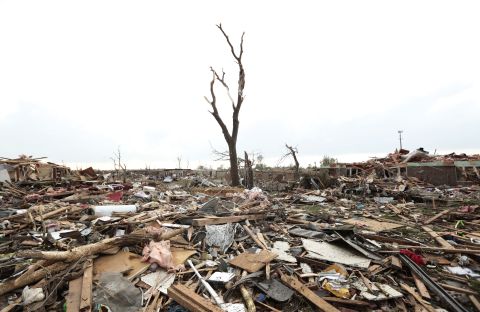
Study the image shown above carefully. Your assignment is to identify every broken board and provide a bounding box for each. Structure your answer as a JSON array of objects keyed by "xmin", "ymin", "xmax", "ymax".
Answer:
[
  {"xmin": 302, "ymin": 239, "xmax": 371, "ymax": 269},
  {"xmin": 171, "ymin": 247, "xmax": 197, "ymax": 267},
  {"xmin": 229, "ymin": 249, "xmax": 278, "ymax": 273},
  {"xmin": 93, "ymin": 251, "xmax": 149, "ymax": 280},
  {"xmin": 66, "ymin": 277, "xmax": 82, "ymax": 312},
  {"xmin": 344, "ymin": 217, "xmax": 403, "ymax": 232}
]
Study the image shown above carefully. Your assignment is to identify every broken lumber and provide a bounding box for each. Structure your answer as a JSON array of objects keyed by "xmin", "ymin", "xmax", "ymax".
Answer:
[
  {"xmin": 382, "ymin": 245, "xmax": 480, "ymax": 254},
  {"xmin": 421, "ymin": 226, "xmax": 453, "ymax": 249},
  {"xmin": 66, "ymin": 277, "xmax": 82, "ymax": 312},
  {"xmin": 400, "ymin": 283, "xmax": 436, "ymax": 312},
  {"xmin": 423, "ymin": 208, "xmax": 452, "ymax": 225},
  {"xmin": 469, "ymin": 295, "xmax": 480, "ymax": 312},
  {"xmin": 242, "ymin": 224, "xmax": 268, "ymax": 250},
  {"xmin": 192, "ymin": 214, "xmax": 265, "ymax": 226},
  {"xmin": 438, "ymin": 282, "xmax": 477, "ymax": 295},
  {"xmin": 322, "ymin": 297, "xmax": 371, "ymax": 307},
  {"xmin": 413, "ymin": 273, "xmax": 430, "ymax": 300},
  {"xmin": 280, "ymin": 273, "xmax": 340, "ymax": 312},
  {"xmin": 167, "ymin": 284, "xmax": 223, "ymax": 312},
  {"xmin": 79, "ymin": 259, "xmax": 93, "ymax": 312}
]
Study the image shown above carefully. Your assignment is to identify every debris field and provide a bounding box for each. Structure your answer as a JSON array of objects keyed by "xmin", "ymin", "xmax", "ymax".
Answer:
[{"xmin": 0, "ymin": 153, "xmax": 480, "ymax": 312}]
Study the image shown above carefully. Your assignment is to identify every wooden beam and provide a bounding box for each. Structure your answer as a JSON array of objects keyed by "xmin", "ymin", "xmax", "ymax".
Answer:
[
  {"xmin": 280, "ymin": 273, "xmax": 340, "ymax": 312},
  {"xmin": 422, "ymin": 226, "xmax": 453, "ymax": 248},
  {"xmin": 381, "ymin": 246, "xmax": 480, "ymax": 255},
  {"xmin": 242, "ymin": 224, "xmax": 268, "ymax": 250},
  {"xmin": 469, "ymin": 295, "xmax": 480, "ymax": 312},
  {"xmin": 423, "ymin": 209, "xmax": 452, "ymax": 225},
  {"xmin": 413, "ymin": 273, "xmax": 430, "ymax": 300},
  {"xmin": 438, "ymin": 282, "xmax": 477, "ymax": 295},
  {"xmin": 167, "ymin": 284, "xmax": 223, "ymax": 312},
  {"xmin": 322, "ymin": 297, "xmax": 371, "ymax": 307},
  {"xmin": 66, "ymin": 277, "xmax": 82, "ymax": 312},
  {"xmin": 400, "ymin": 283, "xmax": 436, "ymax": 312},
  {"xmin": 79, "ymin": 259, "xmax": 93, "ymax": 312}
]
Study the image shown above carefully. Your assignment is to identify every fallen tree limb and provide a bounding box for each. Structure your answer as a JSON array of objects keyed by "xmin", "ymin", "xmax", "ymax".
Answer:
[
  {"xmin": 0, "ymin": 262, "xmax": 70, "ymax": 296},
  {"xmin": 17, "ymin": 228, "xmax": 186, "ymax": 262}
]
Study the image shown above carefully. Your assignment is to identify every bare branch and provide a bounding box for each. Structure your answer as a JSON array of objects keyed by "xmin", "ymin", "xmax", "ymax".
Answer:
[
  {"xmin": 216, "ymin": 24, "xmax": 241, "ymax": 61},
  {"xmin": 209, "ymin": 142, "xmax": 230, "ymax": 161},
  {"xmin": 204, "ymin": 24, "xmax": 246, "ymax": 186},
  {"xmin": 205, "ymin": 68, "xmax": 231, "ymax": 142},
  {"xmin": 213, "ymin": 69, "xmax": 236, "ymax": 110}
]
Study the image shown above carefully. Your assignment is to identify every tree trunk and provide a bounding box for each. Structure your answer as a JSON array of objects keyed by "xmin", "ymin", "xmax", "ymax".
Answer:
[
  {"xmin": 293, "ymin": 160, "xmax": 300, "ymax": 180},
  {"xmin": 229, "ymin": 142, "xmax": 240, "ymax": 186},
  {"xmin": 285, "ymin": 144, "xmax": 300, "ymax": 180},
  {"xmin": 244, "ymin": 151, "xmax": 254, "ymax": 189}
]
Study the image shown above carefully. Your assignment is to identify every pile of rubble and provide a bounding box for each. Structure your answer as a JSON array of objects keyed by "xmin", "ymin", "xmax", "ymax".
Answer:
[{"xmin": 0, "ymin": 156, "xmax": 479, "ymax": 312}]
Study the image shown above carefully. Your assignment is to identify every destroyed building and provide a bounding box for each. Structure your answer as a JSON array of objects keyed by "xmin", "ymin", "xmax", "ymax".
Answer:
[
  {"xmin": 0, "ymin": 153, "xmax": 479, "ymax": 312},
  {"xmin": 0, "ymin": 156, "xmax": 71, "ymax": 184}
]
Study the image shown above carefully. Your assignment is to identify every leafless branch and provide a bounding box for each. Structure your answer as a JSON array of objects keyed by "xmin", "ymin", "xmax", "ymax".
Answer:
[
  {"xmin": 209, "ymin": 142, "xmax": 230, "ymax": 161},
  {"xmin": 216, "ymin": 23, "xmax": 244, "ymax": 62},
  {"xmin": 204, "ymin": 24, "xmax": 246, "ymax": 186},
  {"xmin": 213, "ymin": 68, "xmax": 236, "ymax": 110},
  {"xmin": 282, "ymin": 144, "xmax": 300, "ymax": 179}
]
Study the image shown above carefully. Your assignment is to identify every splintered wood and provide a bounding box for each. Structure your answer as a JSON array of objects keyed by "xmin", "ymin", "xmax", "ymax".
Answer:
[
  {"xmin": 167, "ymin": 284, "xmax": 223, "ymax": 312},
  {"xmin": 280, "ymin": 273, "xmax": 341, "ymax": 312},
  {"xmin": 229, "ymin": 250, "xmax": 277, "ymax": 273}
]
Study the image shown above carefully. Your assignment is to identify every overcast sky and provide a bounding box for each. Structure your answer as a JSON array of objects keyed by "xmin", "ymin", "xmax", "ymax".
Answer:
[{"xmin": 1, "ymin": 0, "xmax": 479, "ymax": 169}]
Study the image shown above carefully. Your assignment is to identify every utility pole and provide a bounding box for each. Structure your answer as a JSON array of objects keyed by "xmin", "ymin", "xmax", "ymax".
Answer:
[{"xmin": 398, "ymin": 130, "xmax": 403, "ymax": 150}]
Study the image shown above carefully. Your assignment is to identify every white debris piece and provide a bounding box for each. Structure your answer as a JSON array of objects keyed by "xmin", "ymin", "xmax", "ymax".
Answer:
[
  {"xmin": 271, "ymin": 241, "xmax": 297, "ymax": 263},
  {"xmin": 302, "ymin": 239, "xmax": 371, "ymax": 269},
  {"xmin": 22, "ymin": 286, "xmax": 45, "ymax": 305}
]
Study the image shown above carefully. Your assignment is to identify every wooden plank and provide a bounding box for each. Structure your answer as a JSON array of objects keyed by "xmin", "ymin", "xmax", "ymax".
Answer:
[
  {"xmin": 93, "ymin": 250, "xmax": 149, "ymax": 280},
  {"xmin": 66, "ymin": 277, "xmax": 82, "ymax": 312},
  {"xmin": 421, "ymin": 226, "xmax": 454, "ymax": 249},
  {"xmin": 469, "ymin": 295, "xmax": 480, "ymax": 312},
  {"xmin": 79, "ymin": 259, "xmax": 93, "ymax": 312},
  {"xmin": 323, "ymin": 297, "xmax": 371, "ymax": 307},
  {"xmin": 168, "ymin": 284, "xmax": 223, "ymax": 312},
  {"xmin": 344, "ymin": 217, "xmax": 403, "ymax": 232},
  {"xmin": 255, "ymin": 300, "xmax": 282, "ymax": 312},
  {"xmin": 413, "ymin": 273, "xmax": 430, "ymax": 300},
  {"xmin": 242, "ymin": 224, "xmax": 268, "ymax": 249},
  {"xmin": 280, "ymin": 273, "xmax": 341, "ymax": 312},
  {"xmin": 192, "ymin": 214, "xmax": 265, "ymax": 226},
  {"xmin": 423, "ymin": 209, "xmax": 452, "ymax": 225},
  {"xmin": 229, "ymin": 250, "xmax": 277, "ymax": 273},
  {"xmin": 359, "ymin": 271, "xmax": 377, "ymax": 295},
  {"xmin": 390, "ymin": 256, "xmax": 403, "ymax": 270},
  {"xmin": 384, "ymin": 245, "xmax": 480, "ymax": 254},
  {"xmin": 438, "ymin": 282, "xmax": 477, "ymax": 295},
  {"xmin": 400, "ymin": 283, "xmax": 436, "ymax": 312}
]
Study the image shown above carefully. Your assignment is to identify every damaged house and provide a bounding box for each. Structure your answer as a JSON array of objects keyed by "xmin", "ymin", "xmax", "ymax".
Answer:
[{"xmin": 0, "ymin": 156, "xmax": 71, "ymax": 183}]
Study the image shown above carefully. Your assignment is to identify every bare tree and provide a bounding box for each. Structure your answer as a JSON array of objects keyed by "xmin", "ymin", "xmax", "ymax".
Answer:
[
  {"xmin": 280, "ymin": 144, "xmax": 300, "ymax": 180},
  {"xmin": 176, "ymin": 155, "xmax": 182, "ymax": 169},
  {"xmin": 321, "ymin": 155, "xmax": 337, "ymax": 167},
  {"xmin": 244, "ymin": 151, "xmax": 254, "ymax": 189},
  {"xmin": 110, "ymin": 147, "xmax": 127, "ymax": 183},
  {"xmin": 204, "ymin": 24, "xmax": 245, "ymax": 186}
]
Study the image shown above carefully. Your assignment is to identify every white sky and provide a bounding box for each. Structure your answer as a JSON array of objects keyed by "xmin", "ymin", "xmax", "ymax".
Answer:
[{"xmin": 1, "ymin": 0, "xmax": 479, "ymax": 169}]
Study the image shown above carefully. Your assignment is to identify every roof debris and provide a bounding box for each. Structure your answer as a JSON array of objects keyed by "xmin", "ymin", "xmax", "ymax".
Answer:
[{"xmin": 0, "ymin": 152, "xmax": 479, "ymax": 311}]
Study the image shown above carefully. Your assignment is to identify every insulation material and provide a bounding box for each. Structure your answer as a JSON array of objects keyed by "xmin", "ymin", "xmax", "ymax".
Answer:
[
  {"xmin": 302, "ymin": 239, "xmax": 371, "ymax": 269},
  {"xmin": 142, "ymin": 240, "xmax": 184, "ymax": 271},
  {"xmin": 205, "ymin": 223, "xmax": 235, "ymax": 253}
]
